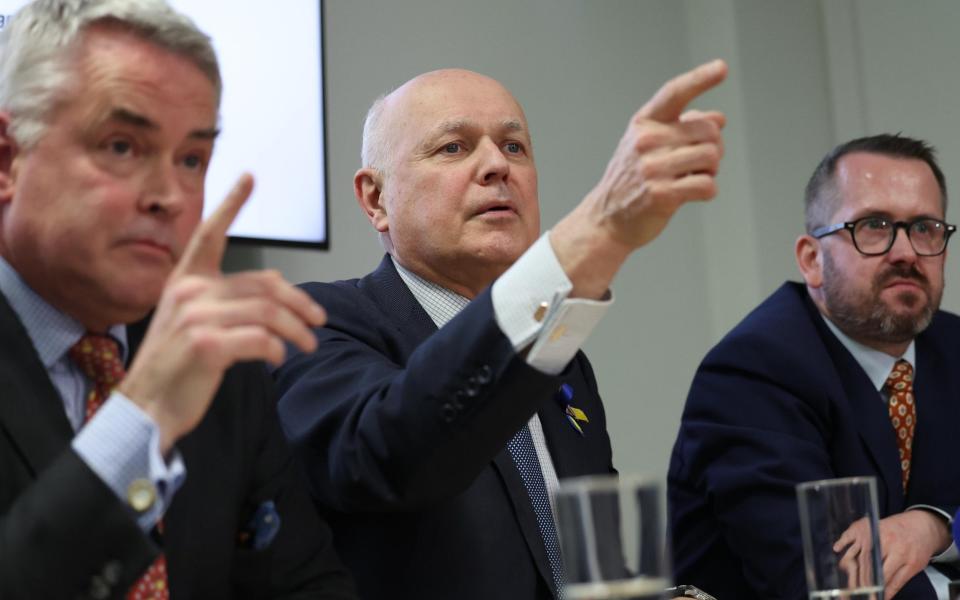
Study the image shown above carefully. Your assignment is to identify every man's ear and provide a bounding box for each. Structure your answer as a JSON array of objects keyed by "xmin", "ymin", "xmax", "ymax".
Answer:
[
  {"xmin": 795, "ymin": 234, "xmax": 824, "ymax": 289},
  {"xmin": 354, "ymin": 167, "xmax": 389, "ymax": 233},
  {"xmin": 0, "ymin": 113, "xmax": 18, "ymax": 205}
]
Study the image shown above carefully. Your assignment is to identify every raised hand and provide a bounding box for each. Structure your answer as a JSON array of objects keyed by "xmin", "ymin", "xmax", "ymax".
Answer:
[
  {"xmin": 551, "ymin": 60, "xmax": 728, "ymax": 299},
  {"xmin": 119, "ymin": 174, "xmax": 326, "ymax": 453}
]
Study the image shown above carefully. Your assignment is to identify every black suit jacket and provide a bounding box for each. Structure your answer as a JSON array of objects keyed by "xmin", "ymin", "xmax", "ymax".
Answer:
[
  {"xmin": 668, "ymin": 282, "xmax": 960, "ymax": 600},
  {"xmin": 0, "ymin": 292, "xmax": 356, "ymax": 599},
  {"xmin": 274, "ymin": 256, "xmax": 615, "ymax": 600}
]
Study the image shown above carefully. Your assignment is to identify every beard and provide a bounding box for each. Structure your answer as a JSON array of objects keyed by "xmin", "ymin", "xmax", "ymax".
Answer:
[{"xmin": 821, "ymin": 250, "xmax": 942, "ymax": 345}]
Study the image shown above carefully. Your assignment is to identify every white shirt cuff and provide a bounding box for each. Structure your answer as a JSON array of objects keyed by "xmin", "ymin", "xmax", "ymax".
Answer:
[
  {"xmin": 492, "ymin": 231, "xmax": 612, "ymax": 375},
  {"xmin": 907, "ymin": 505, "xmax": 959, "ymax": 563},
  {"xmin": 72, "ymin": 391, "xmax": 186, "ymax": 531}
]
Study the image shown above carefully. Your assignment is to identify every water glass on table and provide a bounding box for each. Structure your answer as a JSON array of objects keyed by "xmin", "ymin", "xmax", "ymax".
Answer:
[
  {"xmin": 555, "ymin": 475, "xmax": 670, "ymax": 600},
  {"xmin": 796, "ymin": 476, "xmax": 884, "ymax": 600}
]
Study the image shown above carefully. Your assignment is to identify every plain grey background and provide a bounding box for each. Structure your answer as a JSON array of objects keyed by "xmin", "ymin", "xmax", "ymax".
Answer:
[{"xmin": 224, "ymin": 0, "xmax": 960, "ymax": 480}]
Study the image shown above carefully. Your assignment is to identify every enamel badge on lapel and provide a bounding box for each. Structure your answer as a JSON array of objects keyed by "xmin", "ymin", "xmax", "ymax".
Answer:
[{"xmin": 555, "ymin": 383, "xmax": 589, "ymax": 436}]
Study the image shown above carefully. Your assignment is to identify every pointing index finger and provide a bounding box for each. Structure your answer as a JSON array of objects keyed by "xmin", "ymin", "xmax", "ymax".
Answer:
[
  {"xmin": 637, "ymin": 59, "xmax": 728, "ymax": 123},
  {"xmin": 175, "ymin": 173, "xmax": 254, "ymax": 277}
]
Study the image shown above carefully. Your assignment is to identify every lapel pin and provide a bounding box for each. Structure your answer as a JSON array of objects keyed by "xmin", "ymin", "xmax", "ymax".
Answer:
[{"xmin": 555, "ymin": 383, "xmax": 589, "ymax": 436}]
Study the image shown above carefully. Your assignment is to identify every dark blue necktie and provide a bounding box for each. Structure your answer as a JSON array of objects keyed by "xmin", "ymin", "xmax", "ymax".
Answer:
[{"xmin": 507, "ymin": 423, "xmax": 565, "ymax": 599}]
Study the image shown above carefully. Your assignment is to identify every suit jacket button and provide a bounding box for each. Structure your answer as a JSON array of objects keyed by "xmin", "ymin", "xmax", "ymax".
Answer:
[
  {"xmin": 89, "ymin": 575, "xmax": 110, "ymax": 600},
  {"xmin": 452, "ymin": 390, "xmax": 467, "ymax": 410},
  {"xmin": 476, "ymin": 365, "xmax": 492, "ymax": 384},
  {"xmin": 103, "ymin": 560, "xmax": 122, "ymax": 585},
  {"xmin": 441, "ymin": 403, "xmax": 457, "ymax": 422}
]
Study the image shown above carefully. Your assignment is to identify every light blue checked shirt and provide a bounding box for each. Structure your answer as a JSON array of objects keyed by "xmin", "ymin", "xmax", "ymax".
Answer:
[{"xmin": 0, "ymin": 257, "xmax": 184, "ymax": 530}]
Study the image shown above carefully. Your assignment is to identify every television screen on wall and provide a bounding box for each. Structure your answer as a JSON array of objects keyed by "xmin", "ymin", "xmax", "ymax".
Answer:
[{"xmin": 0, "ymin": 1, "xmax": 328, "ymax": 248}]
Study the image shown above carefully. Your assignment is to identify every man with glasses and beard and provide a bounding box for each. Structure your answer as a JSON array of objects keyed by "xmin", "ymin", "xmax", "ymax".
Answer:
[{"xmin": 668, "ymin": 134, "xmax": 960, "ymax": 600}]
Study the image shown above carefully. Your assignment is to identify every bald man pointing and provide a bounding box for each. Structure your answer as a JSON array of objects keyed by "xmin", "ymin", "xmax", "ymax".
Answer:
[{"xmin": 274, "ymin": 63, "xmax": 727, "ymax": 600}]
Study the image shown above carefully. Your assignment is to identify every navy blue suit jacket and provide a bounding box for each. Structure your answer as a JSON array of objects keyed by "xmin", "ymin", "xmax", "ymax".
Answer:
[
  {"xmin": 0, "ymin": 292, "xmax": 355, "ymax": 599},
  {"xmin": 668, "ymin": 282, "xmax": 960, "ymax": 600},
  {"xmin": 274, "ymin": 256, "xmax": 615, "ymax": 600}
]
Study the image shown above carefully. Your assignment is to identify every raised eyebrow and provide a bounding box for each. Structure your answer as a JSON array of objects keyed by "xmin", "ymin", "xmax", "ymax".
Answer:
[
  {"xmin": 104, "ymin": 108, "xmax": 219, "ymax": 141},
  {"xmin": 501, "ymin": 119, "xmax": 525, "ymax": 133},
  {"xmin": 108, "ymin": 107, "xmax": 157, "ymax": 130},
  {"xmin": 189, "ymin": 127, "xmax": 220, "ymax": 141},
  {"xmin": 424, "ymin": 118, "xmax": 528, "ymax": 142},
  {"xmin": 414, "ymin": 120, "xmax": 466, "ymax": 154},
  {"xmin": 852, "ymin": 212, "xmax": 944, "ymax": 223}
]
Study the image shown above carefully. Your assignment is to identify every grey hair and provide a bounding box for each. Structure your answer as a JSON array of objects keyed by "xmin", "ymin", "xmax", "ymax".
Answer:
[
  {"xmin": 360, "ymin": 93, "xmax": 390, "ymax": 174},
  {"xmin": 0, "ymin": 0, "xmax": 220, "ymax": 149}
]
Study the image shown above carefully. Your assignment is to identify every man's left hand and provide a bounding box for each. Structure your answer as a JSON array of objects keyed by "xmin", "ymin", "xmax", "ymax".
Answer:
[{"xmin": 876, "ymin": 511, "xmax": 951, "ymax": 598}]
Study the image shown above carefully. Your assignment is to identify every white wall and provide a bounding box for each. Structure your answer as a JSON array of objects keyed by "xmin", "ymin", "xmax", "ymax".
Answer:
[{"xmin": 225, "ymin": 0, "xmax": 960, "ymax": 480}]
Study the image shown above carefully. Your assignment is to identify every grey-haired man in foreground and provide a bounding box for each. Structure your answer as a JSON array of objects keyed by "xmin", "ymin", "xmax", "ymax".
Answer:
[{"xmin": 0, "ymin": 1, "xmax": 354, "ymax": 597}]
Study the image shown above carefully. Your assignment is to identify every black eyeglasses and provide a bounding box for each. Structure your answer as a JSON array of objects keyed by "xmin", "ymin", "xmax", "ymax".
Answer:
[{"xmin": 812, "ymin": 216, "xmax": 956, "ymax": 256}]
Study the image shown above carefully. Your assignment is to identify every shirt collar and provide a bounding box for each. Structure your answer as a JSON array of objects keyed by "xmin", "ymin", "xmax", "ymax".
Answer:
[
  {"xmin": 0, "ymin": 257, "xmax": 128, "ymax": 368},
  {"xmin": 821, "ymin": 314, "xmax": 916, "ymax": 392},
  {"xmin": 392, "ymin": 257, "xmax": 469, "ymax": 328}
]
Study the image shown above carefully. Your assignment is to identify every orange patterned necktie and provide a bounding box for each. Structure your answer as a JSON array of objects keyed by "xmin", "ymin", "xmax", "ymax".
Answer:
[
  {"xmin": 69, "ymin": 334, "xmax": 170, "ymax": 600},
  {"xmin": 884, "ymin": 359, "xmax": 916, "ymax": 492}
]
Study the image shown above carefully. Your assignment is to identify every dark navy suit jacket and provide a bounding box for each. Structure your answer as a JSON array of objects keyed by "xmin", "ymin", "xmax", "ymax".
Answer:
[
  {"xmin": 274, "ymin": 256, "xmax": 615, "ymax": 600},
  {"xmin": 668, "ymin": 282, "xmax": 960, "ymax": 600},
  {"xmin": 0, "ymin": 292, "xmax": 355, "ymax": 599}
]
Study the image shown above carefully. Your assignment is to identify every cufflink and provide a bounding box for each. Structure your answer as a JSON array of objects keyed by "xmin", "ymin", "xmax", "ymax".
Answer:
[
  {"xmin": 127, "ymin": 479, "xmax": 157, "ymax": 513},
  {"xmin": 534, "ymin": 301, "xmax": 549, "ymax": 322}
]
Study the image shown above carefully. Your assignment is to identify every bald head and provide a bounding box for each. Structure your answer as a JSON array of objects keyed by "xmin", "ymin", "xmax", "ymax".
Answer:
[
  {"xmin": 353, "ymin": 68, "xmax": 541, "ymax": 297},
  {"xmin": 361, "ymin": 69, "xmax": 529, "ymax": 178}
]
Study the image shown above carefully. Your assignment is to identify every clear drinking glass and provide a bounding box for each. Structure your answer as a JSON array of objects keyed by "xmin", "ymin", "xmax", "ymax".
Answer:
[
  {"xmin": 796, "ymin": 476, "xmax": 884, "ymax": 600},
  {"xmin": 555, "ymin": 475, "xmax": 670, "ymax": 600}
]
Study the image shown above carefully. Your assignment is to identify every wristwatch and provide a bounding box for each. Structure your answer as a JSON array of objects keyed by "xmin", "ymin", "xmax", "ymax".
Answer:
[{"xmin": 665, "ymin": 584, "xmax": 718, "ymax": 600}]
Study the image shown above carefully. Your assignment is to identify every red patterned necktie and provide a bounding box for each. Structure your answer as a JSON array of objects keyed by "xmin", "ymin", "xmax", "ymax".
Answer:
[
  {"xmin": 884, "ymin": 359, "xmax": 916, "ymax": 492},
  {"xmin": 69, "ymin": 334, "xmax": 170, "ymax": 600}
]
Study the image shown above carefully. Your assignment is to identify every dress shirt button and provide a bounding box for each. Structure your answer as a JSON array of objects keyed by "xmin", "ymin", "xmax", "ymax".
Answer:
[
  {"xmin": 452, "ymin": 390, "xmax": 467, "ymax": 410},
  {"xmin": 476, "ymin": 365, "xmax": 492, "ymax": 384},
  {"xmin": 127, "ymin": 479, "xmax": 157, "ymax": 513}
]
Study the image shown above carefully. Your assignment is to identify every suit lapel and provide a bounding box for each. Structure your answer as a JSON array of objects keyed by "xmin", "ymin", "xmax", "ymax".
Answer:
[
  {"xmin": 807, "ymin": 297, "xmax": 903, "ymax": 511},
  {"xmin": 360, "ymin": 255, "xmax": 439, "ymax": 349},
  {"xmin": 908, "ymin": 332, "xmax": 955, "ymax": 505},
  {"xmin": 834, "ymin": 353, "xmax": 902, "ymax": 510},
  {"xmin": 0, "ymin": 291, "xmax": 74, "ymax": 476},
  {"xmin": 363, "ymin": 256, "xmax": 559, "ymax": 596},
  {"xmin": 492, "ymin": 449, "xmax": 559, "ymax": 598}
]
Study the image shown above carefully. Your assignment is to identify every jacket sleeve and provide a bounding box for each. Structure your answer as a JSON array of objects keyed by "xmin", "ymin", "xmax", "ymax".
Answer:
[
  {"xmin": 0, "ymin": 448, "xmax": 157, "ymax": 600},
  {"xmin": 274, "ymin": 286, "xmax": 563, "ymax": 513},
  {"xmin": 670, "ymin": 343, "xmax": 836, "ymax": 599}
]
